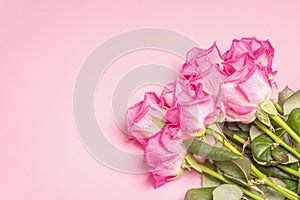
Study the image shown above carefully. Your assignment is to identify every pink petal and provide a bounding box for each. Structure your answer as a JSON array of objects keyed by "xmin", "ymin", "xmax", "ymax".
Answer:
[
  {"xmin": 165, "ymin": 107, "xmax": 180, "ymax": 126},
  {"xmin": 237, "ymin": 68, "xmax": 271, "ymax": 104},
  {"xmin": 179, "ymin": 96, "xmax": 215, "ymax": 133},
  {"xmin": 221, "ymin": 82, "xmax": 258, "ymax": 123},
  {"xmin": 144, "ymin": 126, "xmax": 186, "ymax": 188},
  {"xmin": 126, "ymin": 92, "xmax": 166, "ymax": 140},
  {"xmin": 181, "ymin": 43, "xmax": 223, "ymax": 80},
  {"xmin": 160, "ymin": 82, "xmax": 176, "ymax": 108}
]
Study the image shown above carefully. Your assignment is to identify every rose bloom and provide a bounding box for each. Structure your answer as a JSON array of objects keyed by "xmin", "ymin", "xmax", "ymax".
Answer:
[
  {"xmin": 222, "ymin": 37, "xmax": 274, "ymax": 73},
  {"xmin": 181, "ymin": 43, "xmax": 225, "ymax": 88},
  {"xmin": 180, "ymin": 38, "xmax": 278, "ymax": 123},
  {"xmin": 161, "ymin": 78, "xmax": 222, "ymax": 134},
  {"xmin": 178, "ymin": 43, "xmax": 226, "ymax": 128},
  {"xmin": 126, "ymin": 92, "xmax": 166, "ymax": 145},
  {"xmin": 144, "ymin": 125, "xmax": 186, "ymax": 188},
  {"xmin": 221, "ymin": 38, "xmax": 278, "ymax": 123},
  {"xmin": 126, "ymin": 92, "xmax": 186, "ymax": 188}
]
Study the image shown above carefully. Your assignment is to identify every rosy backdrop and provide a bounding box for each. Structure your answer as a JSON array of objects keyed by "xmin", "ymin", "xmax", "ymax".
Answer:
[{"xmin": 1, "ymin": 0, "xmax": 300, "ymax": 199}]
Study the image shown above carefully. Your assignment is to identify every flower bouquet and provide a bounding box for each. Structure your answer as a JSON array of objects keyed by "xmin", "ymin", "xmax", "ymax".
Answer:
[{"xmin": 126, "ymin": 38, "xmax": 300, "ymax": 200}]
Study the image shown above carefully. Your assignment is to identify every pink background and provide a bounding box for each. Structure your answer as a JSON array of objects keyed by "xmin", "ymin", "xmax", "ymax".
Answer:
[{"xmin": 1, "ymin": 0, "xmax": 300, "ymax": 199}]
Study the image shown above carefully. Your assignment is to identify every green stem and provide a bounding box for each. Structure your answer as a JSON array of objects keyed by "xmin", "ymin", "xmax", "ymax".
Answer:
[
  {"xmin": 274, "ymin": 103, "xmax": 284, "ymax": 115},
  {"xmin": 270, "ymin": 114, "xmax": 300, "ymax": 144},
  {"xmin": 223, "ymin": 130, "xmax": 300, "ymax": 178},
  {"xmin": 298, "ymin": 169, "xmax": 300, "ymax": 194},
  {"xmin": 250, "ymin": 164, "xmax": 299, "ymax": 200},
  {"xmin": 184, "ymin": 154, "xmax": 266, "ymax": 200},
  {"xmin": 251, "ymin": 164, "xmax": 298, "ymax": 199},
  {"xmin": 206, "ymin": 129, "xmax": 242, "ymax": 156},
  {"xmin": 277, "ymin": 165, "xmax": 300, "ymax": 178},
  {"xmin": 224, "ymin": 131, "xmax": 247, "ymax": 145},
  {"xmin": 206, "ymin": 128, "xmax": 299, "ymax": 200},
  {"xmin": 254, "ymin": 119, "xmax": 300, "ymax": 159},
  {"xmin": 264, "ymin": 177, "xmax": 299, "ymax": 199}
]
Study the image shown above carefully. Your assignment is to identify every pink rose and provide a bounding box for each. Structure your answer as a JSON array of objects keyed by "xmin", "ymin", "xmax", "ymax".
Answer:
[
  {"xmin": 179, "ymin": 38, "xmax": 278, "ymax": 123},
  {"xmin": 177, "ymin": 44, "xmax": 226, "ymax": 130},
  {"xmin": 220, "ymin": 38, "xmax": 278, "ymax": 123},
  {"xmin": 180, "ymin": 43, "xmax": 226, "ymax": 104},
  {"xmin": 126, "ymin": 92, "xmax": 166, "ymax": 144},
  {"xmin": 180, "ymin": 42, "xmax": 223, "ymax": 82},
  {"xmin": 221, "ymin": 53, "xmax": 278, "ymax": 123},
  {"xmin": 160, "ymin": 82, "xmax": 176, "ymax": 108},
  {"xmin": 222, "ymin": 37, "xmax": 275, "ymax": 74},
  {"xmin": 161, "ymin": 79, "xmax": 222, "ymax": 134},
  {"xmin": 144, "ymin": 125, "xmax": 186, "ymax": 188}
]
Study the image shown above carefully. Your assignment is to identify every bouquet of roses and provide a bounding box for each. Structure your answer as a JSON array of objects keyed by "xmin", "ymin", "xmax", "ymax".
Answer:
[{"xmin": 125, "ymin": 38, "xmax": 300, "ymax": 200}]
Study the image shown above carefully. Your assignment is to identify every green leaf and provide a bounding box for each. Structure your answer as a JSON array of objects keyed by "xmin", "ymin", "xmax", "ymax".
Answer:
[
  {"xmin": 255, "ymin": 165, "xmax": 291, "ymax": 179},
  {"xmin": 288, "ymin": 162, "xmax": 300, "ymax": 170},
  {"xmin": 216, "ymin": 158, "xmax": 265, "ymax": 195},
  {"xmin": 227, "ymin": 122, "xmax": 240, "ymax": 131},
  {"xmin": 212, "ymin": 184, "xmax": 243, "ymax": 200},
  {"xmin": 183, "ymin": 140, "xmax": 242, "ymax": 161},
  {"xmin": 286, "ymin": 153, "xmax": 299, "ymax": 164},
  {"xmin": 287, "ymin": 108, "xmax": 300, "ymax": 136},
  {"xmin": 250, "ymin": 125, "xmax": 264, "ymax": 141},
  {"xmin": 184, "ymin": 187, "xmax": 215, "ymax": 200},
  {"xmin": 256, "ymin": 107, "xmax": 271, "ymax": 127},
  {"xmin": 251, "ymin": 134, "xmax": 290, "ymax": 165},
  {"xmin": 274, "ymin": 128, "xmax": 286, "ymax": 138},
  {"xmin": 283, "ymin": 90, "xmax": 300, "ymax": 115},
  {"xmin": 260, "ymin": 99, "xmax": 278, "ymax": 115},
  {"xmin": 202, "ymin": 173, "xmax": 221, "ymax": 188},
  {"xmin": 236, "ymin": 122, "xmax": 251, "ymax": 131},
  {"xmin": 207, "ymin": 124, "xmax": 222, "ymax": 134},
  {"xmin": 271, "ymin": 147, "xmax": 289, "ymax": 163},
  {"xmin": 297, "ymin": 178, "xmax": 300, "ymax": 195},
  {"xmin": 215, "ymin": 158, "xmax": 251, "ymax": 181},
  {"xmin": 263, "ymin": 186, "xmax": 285, "ymax": 200},
  {"xmin": 222, "ymin": 173, "xmax": 265, "ymax": 195},
  {"xmin": 270, "ymin": 118, "xmax": 282, "ymax": 129},
  {"xmin": 222, "ymin": 172, "xmax": 246, "ymax": 185},
  {"xmin": 283, "ymin": 179, "xmax": 298, "ymax": 192},
  {"xmin": 288, "ymin": 162, "xmax": 300, "ymax": 171},
  {"xmin": 260, "ymin": 178, "xmax": 286, "ymax": 200},
  {"xmin": 278, "ymin": 86, "xmax": 295, "ymax": 107}
]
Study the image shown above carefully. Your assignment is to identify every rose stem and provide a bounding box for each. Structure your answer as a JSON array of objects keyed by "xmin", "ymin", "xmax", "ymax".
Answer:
[
  {"xmin": 184, "ymin": 154, "xmax": 266, "ymax": 200},
  {"xmin": 254, "ymin": 119, "xmax": 300, "ymax": 159},
  {"xmin": 206, "ymin": 128, "xmax": 299, "ymax": 200},
  {"xmin": 223, "ymin": 130, "xmax": 300, "ymax": 178},
  {"xmin": 274, "ymin": 103, "xmax": 284, "ymax": 115},
  {"xmin": 269, "ymin": 114, "xmax": 300, "ymax": 144}
]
